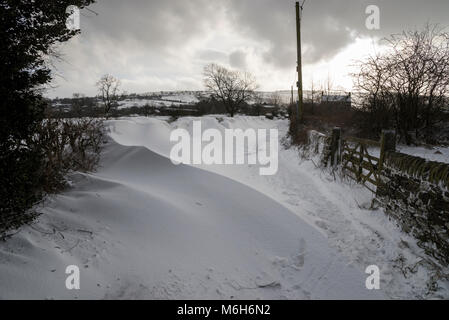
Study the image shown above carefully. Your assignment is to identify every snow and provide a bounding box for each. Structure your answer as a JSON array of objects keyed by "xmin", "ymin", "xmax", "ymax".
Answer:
[
  {"xmin": 116, "ymin": 92, "xmax": 203, "ymax": 110},
  {"xmin": 396, "ymin": 145, "xmax": 449, "ymax": 164},
  {"xmin": 117, "ymin": 99, "xmax": 157, "ymax": 109},
  {"xmin": 363, "ymin": 142, "xmax": 449, "ymax": 165},
  {"xmin": 0, "ymin": 115, "xmax": 448, "ymax": 299},
  {"xmin": 117, "ymin": 98, "xmax": 189, "ymax": 110},
  {"xmin": 117, "ymin": 91, "xmax": 292, "ymax": 110},
  {"xmin": 167, "ymin": 117, "xmax": 449, "ymax": 299},
  {"xmin": 160, "ymin": 93, "xmax": 200, "ymax": 104}
]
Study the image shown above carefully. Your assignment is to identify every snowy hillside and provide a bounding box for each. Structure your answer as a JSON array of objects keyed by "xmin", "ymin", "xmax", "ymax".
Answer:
[
  {"xmin": 117, "ymin": 92, "xmax": 203, "ymax": 110},
  {"xmin": 0, "ymin": 116, "xmax": 447, "ymax": 299}
]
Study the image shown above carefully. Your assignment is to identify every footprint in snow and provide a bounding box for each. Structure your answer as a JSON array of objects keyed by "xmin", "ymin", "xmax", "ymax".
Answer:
[{"xmin": 293, "ymin": 238, "xmax": 306, "ymax": 269}]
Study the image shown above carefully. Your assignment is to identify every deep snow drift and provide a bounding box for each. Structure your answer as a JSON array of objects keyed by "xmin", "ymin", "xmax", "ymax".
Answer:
[{"xmin": 0, "ymin": 116, "xmax": 447, "ymax": 299}]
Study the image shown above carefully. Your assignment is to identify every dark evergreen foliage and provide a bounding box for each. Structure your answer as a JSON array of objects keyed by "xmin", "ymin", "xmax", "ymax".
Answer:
[{"xmin": 0, "ymin": 0, "xmax": 95, "ymax": 229}]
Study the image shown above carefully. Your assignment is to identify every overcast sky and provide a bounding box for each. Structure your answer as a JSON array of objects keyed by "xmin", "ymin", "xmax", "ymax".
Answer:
[{"xmin": 47, "ymin": 0, "xmax": 449, "ymax": 98}]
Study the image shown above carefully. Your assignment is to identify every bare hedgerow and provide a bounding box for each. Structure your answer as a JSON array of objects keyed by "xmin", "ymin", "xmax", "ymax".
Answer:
[
  {"xmin": 1, "ymin": 118, "xmax": 105, "ymax": 237},
  {"xmin": 36, "ymin": 118, "xmax": 105, "ymax": 194}
]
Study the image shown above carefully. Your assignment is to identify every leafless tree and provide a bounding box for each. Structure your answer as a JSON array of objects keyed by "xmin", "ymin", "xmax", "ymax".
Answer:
[
  {"xmin": 353, "ymin": 24, "xmax": 449, "ymax": 144},
  {"xmin": 269, "ymin": 91, "xmax": 282, "ymax": 107},
  {"xmin": 203, "ymin": 63, "xmax": 258, "ymax": 117},
  {"xmin": 252, "ymin": 92, "xmax": 264, "ymax": 116},
  {"xmin": 96, "ymin": 74, "xmax": 121, "ymax": 117},
  {"xmin": 72, "ymin": 93, "xmax": 85, "ymax": 117},
  {"xmin": 310, "ymin": 78, "xmax": 316, "ymax": 115},
  {"xmin": 326, "ymin": 72, "xmax": 334, "ymax": 97}
]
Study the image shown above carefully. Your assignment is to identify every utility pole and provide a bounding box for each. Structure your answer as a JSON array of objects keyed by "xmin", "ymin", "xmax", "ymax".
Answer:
[
  {"xmin": 295, "ymin": 1, "xmax": 304, "ymax": 122},
  {"xmin": 291, "ymin": 85, "xmax": 294, "ymax": 105},
  {"xmin": 311, "ymin": 78, "xmax": 314, "ymax": 115}
]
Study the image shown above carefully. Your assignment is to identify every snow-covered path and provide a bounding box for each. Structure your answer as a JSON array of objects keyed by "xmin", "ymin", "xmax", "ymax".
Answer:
[
  {"xmin": 131, "ymin": 115, "xmax": 449, "ymax": 299},
  {"xmin": 0, "ymin": 116, "xmax": 447, "ymax": 299},
  {"xmin": 179, "ymin": 116, "xmax": 449, "ymax": 299},
  {"xmin": 204, "ymin": 117, "xmax": 449, "ymax": 299}
]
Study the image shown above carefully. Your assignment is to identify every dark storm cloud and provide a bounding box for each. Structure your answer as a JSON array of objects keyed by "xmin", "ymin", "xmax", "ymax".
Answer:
[
  {"xmin": 82, "ymin": 0, "xmax": 449, "ymax": 68},
  {"xmin": 226, "ymin": 0, "xmax": 449, "ymax": 68},
  {"xmin": 49, "ymin": 0, "xmax": 449, "ymax": 97},
  {"xmin": 50, "ymin": 0, "xmax": 226, "ymax": 96},
  {"xmin": 81, "ymin": 0, "xmax": 221, "ymax": 50}
]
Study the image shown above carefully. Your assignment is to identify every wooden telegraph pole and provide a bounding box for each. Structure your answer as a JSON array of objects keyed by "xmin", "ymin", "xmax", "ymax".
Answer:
[
  {"xmin": 295, "ymin": 1, "xmax": 304, "ymax": 122},
  {"xmin": 291, "ymin": 85, "xmax": 294, "ymax": 105}
]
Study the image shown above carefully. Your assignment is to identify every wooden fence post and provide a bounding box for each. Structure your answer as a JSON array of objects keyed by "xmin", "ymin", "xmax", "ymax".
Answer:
[
  {"xmin": 330, "ymin": 127, "xmax": 341, "ymax": 167},
  {"xmin": 357, "ymin": 145, "xmax": 364, "ymax": 182},
  {"xmin": 378, "ymin": 130, "xmax": 396, "ymax": 172}
]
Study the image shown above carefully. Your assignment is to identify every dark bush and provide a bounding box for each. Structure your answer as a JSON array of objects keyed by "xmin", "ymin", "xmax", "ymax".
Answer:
[
  {"xmin": 1, "ymin": 0, "xmax": 95, "ymax": 236},
  {"xmin": 354, "ymin": 25, "xmax": 449, "ymax": 144},
  {"xmin": 37, "ymin": 119, "xmax": 105, "ymax": 194},
  {"xmin": 1, "ymin": 118, "xmax": 104, "ymax": 236}
]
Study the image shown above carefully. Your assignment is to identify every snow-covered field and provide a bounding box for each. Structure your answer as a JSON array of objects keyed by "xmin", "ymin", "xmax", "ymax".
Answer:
[
  {"xmin": 0, "ymin": 116, "xmax": 448, "ymax": 299},
  {"xmin": 116, "ymin": 90, "xmax": 290, "ymax": 110},
  {"xmin": 117, "ymin": 94, "xmax": 201, "ymax": 110}
]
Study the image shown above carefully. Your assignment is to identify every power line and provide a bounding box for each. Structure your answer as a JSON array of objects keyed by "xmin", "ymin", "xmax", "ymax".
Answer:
[{"xmin": 84, "ymin": 7, "xmax": 99, "ymax": 16}]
